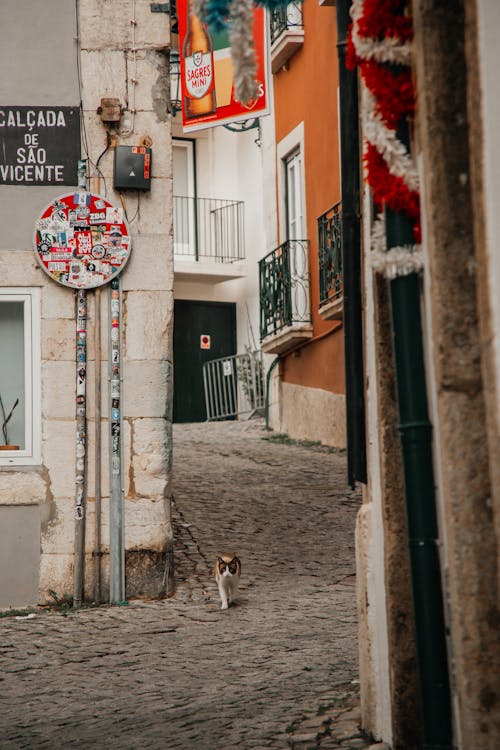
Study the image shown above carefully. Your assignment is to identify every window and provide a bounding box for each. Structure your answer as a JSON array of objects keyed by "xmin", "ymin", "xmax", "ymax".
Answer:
[
  {"xmin": 0, "ymin": 289, "xmax": 40, "ymax": 465},
  {"xmin": 285, "ymin": 148, "xmax": 304, "ymax": 240},
  {"xmin": 173, "ymin": 139, "xmax": 196, "ymax": 256}
]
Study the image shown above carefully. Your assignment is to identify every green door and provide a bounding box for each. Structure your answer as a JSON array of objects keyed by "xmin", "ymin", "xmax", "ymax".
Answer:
[{"xmin": 173, "ymin": 300, "xmax": 237, "ymax": 423}]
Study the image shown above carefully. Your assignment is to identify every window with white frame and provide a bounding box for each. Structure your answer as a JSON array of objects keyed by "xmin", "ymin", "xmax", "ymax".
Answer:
[
  {"xmin": 173, "ymin": 139, "xmax": 196, "ymax": 256},
  {"xmin": 0, "ymin": 289, "xmax": 40, "ymax": 465},
  {"xmin": 285, "ymin": 147, "xmax": 304, "ymax": 240},
  {"xmin": 277, "ymin": 123, "xmax": 310, "ymax": 325}
]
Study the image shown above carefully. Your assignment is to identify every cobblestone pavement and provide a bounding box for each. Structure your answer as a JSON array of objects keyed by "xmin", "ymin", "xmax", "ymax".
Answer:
[{"xmin": 0, "ymin": 419, "xmax": 374, "ymax": 750}]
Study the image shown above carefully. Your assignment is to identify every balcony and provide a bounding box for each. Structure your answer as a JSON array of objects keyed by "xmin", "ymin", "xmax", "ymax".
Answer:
[
  {"xmin": 259, "ymin": 239, "xmax": 312, "ymax": 354},
  {"xmin": 174, "ymin": 196, "xmax": 246, "ymax": 282},
  {"xmin": 318, "ymin": 201, "xmax": 343, "ymax": 320},
  {"xmin": 270, "ymin": 1, "xmax": 304, "ymax": 74}
]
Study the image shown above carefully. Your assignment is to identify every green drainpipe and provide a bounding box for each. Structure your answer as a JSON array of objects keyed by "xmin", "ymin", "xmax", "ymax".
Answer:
[{"xmin": 386, "ymin": 201, "xmax": 453, "ymax": 749}]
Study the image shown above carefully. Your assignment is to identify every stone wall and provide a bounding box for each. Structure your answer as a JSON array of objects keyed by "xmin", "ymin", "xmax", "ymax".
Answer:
[
  {"xmin": 0, "ymin": 0, "xmax": 174, "ymax": 606},
  {"xmin": 271, "ymin": 381, "xmax": 346, "ymax": 448}
]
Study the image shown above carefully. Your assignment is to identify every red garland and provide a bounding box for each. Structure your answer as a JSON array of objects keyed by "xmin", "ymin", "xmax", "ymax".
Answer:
[
  {"xmin": 348, "ymin": 0, "xmax": 420, "ymax": 239},
  {"xmin": 364, "ymin": 144, "xmax": 421, "ymax": 240},
  {"xmin": 360, "ymin": 61, "xmax": 414, "ymax": 129},
  {"xmin": 346, "ymin": 24, "xmax": 358, "ymax": 71},
  {"xmin": 356, "ymin": 0, "xmax": 413, "ymax": 42}
]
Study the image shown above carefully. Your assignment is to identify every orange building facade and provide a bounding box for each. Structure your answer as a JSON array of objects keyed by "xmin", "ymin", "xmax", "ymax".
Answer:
[{"xmin": 260, "ymin": 0, "xmax": 345, "ymax": 446}]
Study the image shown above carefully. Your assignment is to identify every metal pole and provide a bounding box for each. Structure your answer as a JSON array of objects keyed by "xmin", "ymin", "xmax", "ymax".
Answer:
[
  {"xmin": 109, "ymin": 277, "xmax": 125, "ymax": 603},
  {"xmin": 91, "ymin": 176, "xmax": 103, "ymax": 605},
  {"xmin": 93, "ymin": 286, "xmax": 102, "ymax": 604},
  {"xmin": 74, "ymin": 288, "xmax": 87, "ymax": 608}
]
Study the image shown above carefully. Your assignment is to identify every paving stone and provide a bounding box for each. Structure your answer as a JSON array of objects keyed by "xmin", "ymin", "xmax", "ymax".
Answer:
[{"xmin": 0, "ymin": 419, "xmax": 372, "ymax": 749}]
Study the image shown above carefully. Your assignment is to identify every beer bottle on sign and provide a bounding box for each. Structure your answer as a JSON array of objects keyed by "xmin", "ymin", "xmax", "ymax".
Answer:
[{"xmin": 182, "ymin": 0, "xmax": 217, "ymax": 119}]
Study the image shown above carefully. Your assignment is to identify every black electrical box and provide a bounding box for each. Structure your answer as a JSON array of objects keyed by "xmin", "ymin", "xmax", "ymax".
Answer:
[{"xmin": 113, "ymin": 145, "xmax": 152, "ymax": 191}]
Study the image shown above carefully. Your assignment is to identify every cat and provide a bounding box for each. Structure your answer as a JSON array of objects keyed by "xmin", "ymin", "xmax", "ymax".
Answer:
[{"xmin": 214, "ymin": 554, "xmax": 241, "ymax": 610}]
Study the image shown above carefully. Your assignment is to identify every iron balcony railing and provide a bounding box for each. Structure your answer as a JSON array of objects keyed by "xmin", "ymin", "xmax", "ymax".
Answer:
[
  {"xmin": 259, "ymin": 239, "xmax": 310, "ymax": 340},
  {"xmin": 270, "ymin": 0, "xmax": 304, "ymax": 45},
  {"xmin": 318, "ymin": 201, "xmax": 343, "ymax": 306},
  {"xmin": 173, "ymin": 195, "xmax": 245, "ymax": 262}
]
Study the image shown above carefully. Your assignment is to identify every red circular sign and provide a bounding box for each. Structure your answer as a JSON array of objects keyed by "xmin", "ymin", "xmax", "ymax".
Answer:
[{"xmin": 33, "ymin": 191, "xmax": 132, "ymax": 289}]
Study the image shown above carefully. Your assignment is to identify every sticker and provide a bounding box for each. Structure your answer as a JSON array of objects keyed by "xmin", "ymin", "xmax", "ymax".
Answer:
[
  {"xmin": 112, "ymin": 408, "xmax": 120, "ymax": 420},
  {"xmin": 33, "ymin": 192, "xmax": 131, "ymax": 289},
  {"xmin": 111, "ymin": 455, "xmax": 120, "ymax": 474},
  {"xmin": 76, "ymin": 443, "xmax": 85, "ymax": 458},
  {"xmin": 48, "ymin": 261, "xmax": 67, "ymax": 271},
  {"xmin": 106, "ymin": 207, "xmax": 122, "ymax": 224},
  {"xmin": 76, "ymin": 458, "xmax": 85, "ymax": 471},
  {"xmin": 112, "ymin": 350, "xmax": 120, "ymax": 364},
  {"xmin": 111, "ymin": 327, "xmax": 119, "ymax": 342},
  {"xmin": 75, "ymin": 506, "xmax": 84, "ymax": 520},
  {"xmin": 223, "ymin": 360, "xmax": 232, "ymax": 377},
  {"xmin": 75, "ymin": 192, "xmax": 91, "ymax": 206},
  {"xmin": 200, "ymin": 334, "xmax": 211, "ymax": 350},
  {"xmin": 111, "ymin": 379, "xmax": 120, "ymax": 398},
  {"xmin": 92, "ymin": 244, "xmax": 106, "ymax": 259}
]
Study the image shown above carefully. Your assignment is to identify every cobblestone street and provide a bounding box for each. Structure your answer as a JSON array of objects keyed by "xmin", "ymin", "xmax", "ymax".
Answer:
[{"xmin": 1, "ymin": 419, "xmax": 373, "ymax": 750}]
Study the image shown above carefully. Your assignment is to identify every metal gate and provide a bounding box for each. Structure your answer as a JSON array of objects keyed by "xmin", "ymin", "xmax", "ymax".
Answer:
[{"xmin": 203, "ymin": 351, "xmax": 265, "ymax": 421}]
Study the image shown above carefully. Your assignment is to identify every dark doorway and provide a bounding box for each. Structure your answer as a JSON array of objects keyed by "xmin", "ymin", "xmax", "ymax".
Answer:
[{"xmin": 173, "ymin": 300, "xmax": 237, "ymax": 423}]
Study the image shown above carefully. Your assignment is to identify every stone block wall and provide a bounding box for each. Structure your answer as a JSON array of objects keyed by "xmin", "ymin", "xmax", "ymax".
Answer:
[{"xmin": 0, "ymin": 0, "xmax": 174, "ymax": 607}]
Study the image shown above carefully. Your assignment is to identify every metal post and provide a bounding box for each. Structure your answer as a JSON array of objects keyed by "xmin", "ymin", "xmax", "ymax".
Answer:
[
  {"xmin": 74, "ymin": 289, "xmax": 87, "ymax": 608},
  {"xmin": 109, "ymin": 277, "xmax": 125, "ymax": 603},
  {"xmin": 93, "ymin": 286, "xmax": 102, "ymax": 604}
]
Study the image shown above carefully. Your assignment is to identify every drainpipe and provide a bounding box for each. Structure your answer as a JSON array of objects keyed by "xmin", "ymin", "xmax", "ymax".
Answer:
[
  {"xmin": 386, "ymin": 127, "xmax": 453, "ymax": 747},
  {"xmin": 336, "ymin": 0, "xmax": 367, "ymax": 487}
]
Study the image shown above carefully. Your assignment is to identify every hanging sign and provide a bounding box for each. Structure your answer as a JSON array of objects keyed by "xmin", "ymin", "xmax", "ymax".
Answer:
[
  {"xmin": 177, "ymin": 4, "xmax": 270, "ymax": 133},
  {"xmin": 0, "ymin": 106, "xmax": 80, "ymax": 185},
  {"xmin": 33, "ymin": 191, "xmax": 132, "ymax": 289}
]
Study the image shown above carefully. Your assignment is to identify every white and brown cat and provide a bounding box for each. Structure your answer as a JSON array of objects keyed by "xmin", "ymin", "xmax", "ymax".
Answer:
[{"xmin": 214, "ymin": 554, "xmax": 241, "ymax": 609}]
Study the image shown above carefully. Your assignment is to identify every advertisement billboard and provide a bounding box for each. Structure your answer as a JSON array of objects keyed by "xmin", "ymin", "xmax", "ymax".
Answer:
[{"xmin": 177, "ymin": 2, "xmax": 270, "ymax": 133}]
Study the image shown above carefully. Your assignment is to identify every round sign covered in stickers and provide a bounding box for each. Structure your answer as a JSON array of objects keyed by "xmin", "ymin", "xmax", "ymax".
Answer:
[{"xmin": 33, "ymin": 192, "xmax": 132, "ymax": 289}]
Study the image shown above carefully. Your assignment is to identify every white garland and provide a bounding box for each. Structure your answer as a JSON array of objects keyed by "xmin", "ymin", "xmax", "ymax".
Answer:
[
  {"xmin": 229, "ymin": 0, "xmax": 258, "ymax": 103},
  {"xmin": 362, "ymin": 90, "xmax": 419, "ymax": 192},
  {"xmin": 371, "ymin": 245, "xmax": 424, "ymax": 278},
  {"xmin": 351, "ymin": 0, "xmax": 423, "ymax": 279},
  {"xmin": 369, "ymin": 211, "xmax": 423, "ymax": 279},
  {"xmin": 350, "ymin": 0, "xmax": 412, "ymax": 66}
]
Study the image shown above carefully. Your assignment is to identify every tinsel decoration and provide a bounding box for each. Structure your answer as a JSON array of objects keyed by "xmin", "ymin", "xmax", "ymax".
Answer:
[
  {"xmin": 198, "ymin": 0, "xmax": 286, "ymax": 105},
  {"xmin": 369, "ymin": 213, "xmax": 423, "ymax": 279},
  {"xmin": 228, "ymin": 0, "xmax": 258, "ymax": 103},
  {"xmin": 348, "ymin": 0, "xmax": 423, "ymax": 275}
]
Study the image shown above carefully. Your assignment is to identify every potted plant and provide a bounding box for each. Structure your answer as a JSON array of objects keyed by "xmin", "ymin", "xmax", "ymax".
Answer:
[{"xmin": 0, "ymin": 395, "xmax": 19, "ymax": 450}]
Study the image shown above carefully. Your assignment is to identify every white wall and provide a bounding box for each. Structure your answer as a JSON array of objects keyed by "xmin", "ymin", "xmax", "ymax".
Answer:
[{"xmin": 172, "ymin": 113, "xmax": 272, "ymax": 355}]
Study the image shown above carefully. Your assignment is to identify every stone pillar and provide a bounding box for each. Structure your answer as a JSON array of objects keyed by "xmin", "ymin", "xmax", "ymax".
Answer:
[
  {"xmin": 73, "ymin": 0, "xmax": 174, "ymax": 600},
  {"xmin": 412, "ymin": 1, "xmax": 499, "ymax": 745}
]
